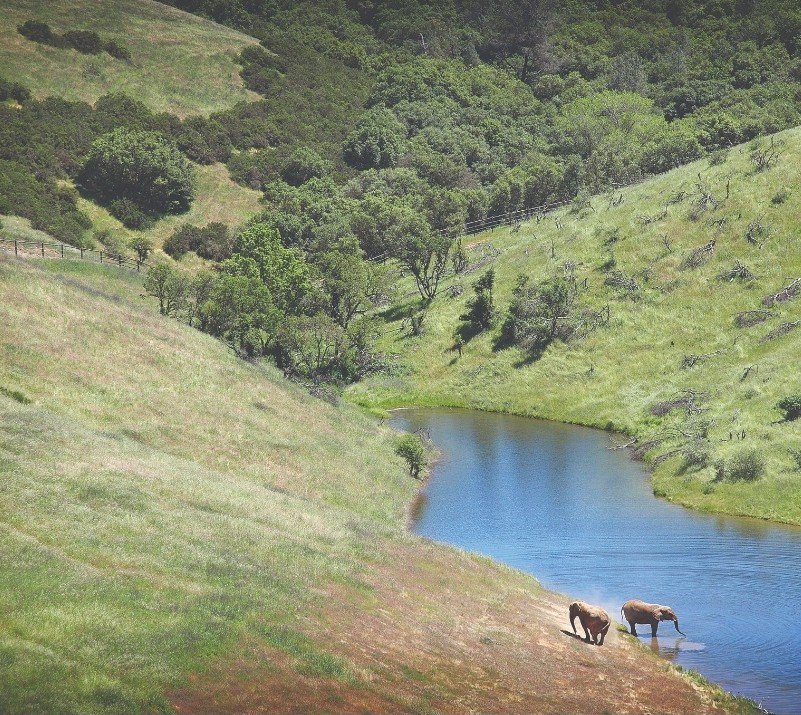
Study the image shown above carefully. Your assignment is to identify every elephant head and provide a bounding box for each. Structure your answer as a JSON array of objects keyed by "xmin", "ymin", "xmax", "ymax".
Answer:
[{"xmin": 656, "ymin": 606, "xmax": 685, "ymax": 636}]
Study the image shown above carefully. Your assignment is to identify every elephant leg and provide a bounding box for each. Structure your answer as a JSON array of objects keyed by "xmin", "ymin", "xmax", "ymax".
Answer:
[
  {"xmin": 583, "ymin": 625, "xmax": 592, "ymax": 643},
  {"xmin": 629, "ymin": 621, "xmax": 637, "ymax": 636},
  {"xmin": 651, "ymin": 621, "xmax": 658, "ymax": 637}
]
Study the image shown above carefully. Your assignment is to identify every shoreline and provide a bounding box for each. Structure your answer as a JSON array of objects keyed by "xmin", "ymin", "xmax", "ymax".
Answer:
[
  {"xmin": 366, "ymin": 397, "xmax": 801, "ymax": 528},
  {"xmin": 388, "ymin": 403, "xmax": 765, "ymax": 713}
]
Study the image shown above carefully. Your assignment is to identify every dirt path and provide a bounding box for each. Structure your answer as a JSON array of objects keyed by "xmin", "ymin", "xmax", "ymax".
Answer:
[{"xmin": 171, "ymin": 539, "xmax": 735, "ymax": 714}]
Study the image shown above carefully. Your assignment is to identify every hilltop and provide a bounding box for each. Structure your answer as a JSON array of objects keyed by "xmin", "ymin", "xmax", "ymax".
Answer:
[{"xmin": 351, "ymin": 126, "xmax": 801, "ymax": 525}]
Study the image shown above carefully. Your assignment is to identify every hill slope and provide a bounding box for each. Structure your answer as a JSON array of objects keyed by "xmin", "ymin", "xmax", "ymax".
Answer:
[
  {"xmin": 0, "ymin": 0, "xmax": 259, "ymax": 116},
  {"xmin": 0, "ymin": 254, "xmax": 752, "ymax": 713},
  {"xmin": 351, "ymin": 126, "xmax": 801, "ymax": 525}
]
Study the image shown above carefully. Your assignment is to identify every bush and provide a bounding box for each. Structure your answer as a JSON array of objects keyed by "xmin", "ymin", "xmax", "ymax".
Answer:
[
  {"xmin": 458, "ymin": 268, "xmax": 495, "ymax": 338},
  {"xmin": 0, "ymin": 78, "xmax": 31, "ymax": 104},
  {"xmin": 108, "ymin": 198, "xmax": 151, "ymax": 230},
  {"xmin": 395, "ymin": 433, "xmax": 427, "ymax": 478},
  {"xmin": 164, "ymin": 222, "xmax": 232, "ymax": 261},
  {"xmin": 80, "ymin": 128, "xmax": 195, "ymax": 215},
  {"xmin": 94, "ymin": 228, "xmax": 129, "ymax": 257},
  {"xmin": 722, "ymin": 448, "xmax": 766, "ymax": 482},
  {"xmin": 771, "ymin": 188, "xmax": 790, "ymax": 205},
  {"xmin": 175, "ymin": 117, "xmax": 232, "ymax": 164},
  {"xmin": 682, "ymin": 440, "xmax": 711, "ymax": 470},
  {"xmin": 777, "ymin": 395, "xmax": 801, "ymax": 421},
  {"xmin": 281, "ymin": 147, "xmax": 332, "ymax": 186},
  {"xmin": 0, "ymin": 159, "xmax": 91, "ymax": 246}
]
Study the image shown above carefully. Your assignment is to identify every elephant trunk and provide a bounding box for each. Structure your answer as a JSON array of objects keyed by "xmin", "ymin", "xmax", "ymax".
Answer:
[{"xmin": 673, "ymin": 618, "xmax": 685, "ymax": 636}]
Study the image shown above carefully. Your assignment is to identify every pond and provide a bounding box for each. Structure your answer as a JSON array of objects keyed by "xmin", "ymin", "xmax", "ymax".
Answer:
[{"xmin": 392, "ymin": 408, "xmax": 801, "ymax": 715}]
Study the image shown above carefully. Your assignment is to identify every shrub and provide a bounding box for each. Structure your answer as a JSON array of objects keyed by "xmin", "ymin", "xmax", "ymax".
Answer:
[
  {"xmin": 175, "ymin": 117, "xmax": 232, "ymax": 164},
  {"xmin": 0, "ymin": 386, "xmax": 32, "ymax": 404},
  {"xmin": 94, "ymin": 228, "xmax": 129, "ymax": 257},
  {"xmin": 0, "ymin": 159, "xmax": 91, "ymax": 246},
  {"xmin": 682, "ymin": 441, "xmax": 710, "ymax": 470},
  {"xmin": 707, "ymin": 148, "xmax": 729, "ymax": 166},
  {"xmin": 723, "ymin": 448, "xmax": 765, "ymax": 482},
  {"xmin": 281, "ymin": 147, "xmax": 332, "ymax": 186},
  {"xmin": 164, "ymin": 222, "xmax": 232, "ymax": 261},
  {"xmin": 395, "ymin": 433, "xmax": 427, "ymax": 478},
  {"xmin": 501, "ymin": 275, "xmax": 575, "ymax": 354},
  {"xmin": 80, "ymin": 128, "xmax": 195, "ymax": 215},
  {"xmin": 0, "ymin": 78, "xmax": 31, "ymax": 104},
  {"xmin": 458, "ymin": 268, "xmax": 495, "ymax": 338},
  {"xmin": 777, "ymin": 395, "xmax": 801, "ymax": 421},
  {"xmin": 108, "ymin": 198, "xmax": 151, "ymax": 230},
  {"xmin": 771, "ymin": 188, "xmax": 790, "ymax": 205}
]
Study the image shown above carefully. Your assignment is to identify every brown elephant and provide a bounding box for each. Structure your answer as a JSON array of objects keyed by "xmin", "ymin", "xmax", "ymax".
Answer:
[
  {"xmin": 569, "ymin": 601, "xmax": 611, "ymax": 646},
  {"xmin": 621, "ymin": 599, "xmax": 685, "ymax": 637}
]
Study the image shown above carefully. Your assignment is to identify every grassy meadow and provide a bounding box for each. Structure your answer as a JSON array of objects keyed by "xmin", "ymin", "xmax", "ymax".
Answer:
[
  {"xmin": 0, "ymin": 0, "xmax": 259, "ymax": 116},
  {"xmin": 351, "ymin": 127, "xmax": 801, "ymax": 525}
]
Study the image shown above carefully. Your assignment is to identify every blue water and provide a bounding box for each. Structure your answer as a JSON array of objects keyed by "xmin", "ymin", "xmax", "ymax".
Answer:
[{"xmin": 393, "ymin": 408, "xmax": 801, "ymax": 715}]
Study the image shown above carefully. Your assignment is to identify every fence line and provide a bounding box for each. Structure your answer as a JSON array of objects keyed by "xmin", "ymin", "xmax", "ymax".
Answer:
[{"xmin": 0, "ymin": 235, "xmax": 150, "ymax": 272}]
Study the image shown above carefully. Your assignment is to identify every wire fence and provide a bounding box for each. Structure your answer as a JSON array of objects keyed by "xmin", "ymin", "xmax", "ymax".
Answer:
[{"xmin": 0, "ymin": 235, "xmax": 150, "ymax": 272}]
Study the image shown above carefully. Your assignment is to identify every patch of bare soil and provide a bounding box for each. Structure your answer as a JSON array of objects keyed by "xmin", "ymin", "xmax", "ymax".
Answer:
[{"xmin": 170, "ymin": 539, "xmax": 727, "ymax": 715}]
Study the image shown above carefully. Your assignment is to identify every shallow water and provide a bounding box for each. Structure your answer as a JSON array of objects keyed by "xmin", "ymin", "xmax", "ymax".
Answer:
[{"xmin": 392, "ymin": 408, "xmax": 801, "ymax": 715}]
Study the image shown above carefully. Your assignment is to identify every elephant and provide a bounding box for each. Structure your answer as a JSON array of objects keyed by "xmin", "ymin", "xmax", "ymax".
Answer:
[
  {"xmin": 621, "ymin": 600, "xmax": 685, "ymax": 637},
  {"xmin": 569, "ymin": 601, "xmax": 611, "ymax": 646}
]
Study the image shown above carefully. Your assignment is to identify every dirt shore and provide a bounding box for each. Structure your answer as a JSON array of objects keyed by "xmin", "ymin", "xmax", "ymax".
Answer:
[{"xmin": 171, "ymin": 539, "xmax": 744, "ymax": 714}]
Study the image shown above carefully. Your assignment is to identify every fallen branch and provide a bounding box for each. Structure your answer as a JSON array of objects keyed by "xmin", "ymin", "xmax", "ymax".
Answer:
[
  {"xmin": 681, "ymin": 239, "xmax": 716, "ymax": 269},
  {"xmin": 760, "ymin": 321, "xmax": 800, "ymax": 343},
  {"xmin": 718, "ymin": 261, "xmax": 756, "ymax": 282},
  {"xmin": 763, "ymin": 278, "xmax": 801, "ymax": 307},
  {"xmin": 681, "ymin": 350, "xmax": 722, "ymax": 369}
]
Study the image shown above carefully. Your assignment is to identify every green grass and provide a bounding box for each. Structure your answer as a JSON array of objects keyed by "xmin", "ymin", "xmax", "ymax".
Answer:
[
  {"xmin": 351, "ymin": 126, "xmax": 801, "ymax": 525},
  {"xmin": 0, "ymin": 0, "xmax": 259, "ymax": 116},
  {"xmin": 0, "ymin": 254, "xmax": 414, "ymax": 712}
]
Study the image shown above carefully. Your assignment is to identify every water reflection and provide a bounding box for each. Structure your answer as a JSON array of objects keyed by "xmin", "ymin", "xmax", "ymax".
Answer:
[{"xmin": 394, "ymin": 408, "xmax": 801, "ymax": 715}]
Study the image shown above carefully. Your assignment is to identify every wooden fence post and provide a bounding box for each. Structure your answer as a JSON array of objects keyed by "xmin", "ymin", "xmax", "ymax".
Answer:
[
  {"xmin": 61, "ymin": 244, "xmax": 64, "ymax": 258},
  {"xmin": 41, "ymin": 242, "xmax": 45, "ymax": 257},
  {"xmin": 14, "ymin": 240, "xmax": 17, "ymax": 256}
]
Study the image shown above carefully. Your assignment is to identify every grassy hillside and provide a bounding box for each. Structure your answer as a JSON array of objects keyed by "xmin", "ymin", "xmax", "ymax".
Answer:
[
  {"xmin": 351, "ymin": 126, "xmax": 801, "ymax": 525},
  {"xmin": 75, "ymin": 162, "xmax": 263, "ymax": 255},
  {"xmin": 0, "ymin": 253, "xmax": 753, "ymax": 714},
  {"xmin": 0, "ymin": 0, "xmax": 259, "ymax": 116}
]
